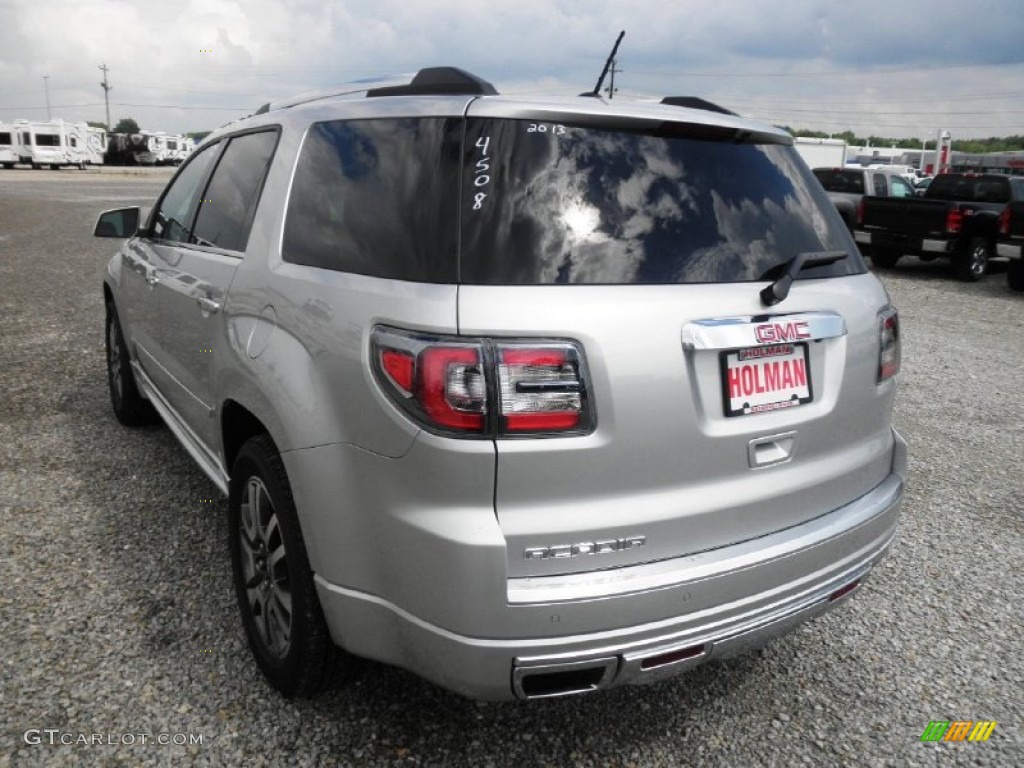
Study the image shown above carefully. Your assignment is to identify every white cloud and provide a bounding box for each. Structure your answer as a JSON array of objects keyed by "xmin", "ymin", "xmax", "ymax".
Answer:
[{"xmin": 0, "ymin": 0, "xmax": 1021, "ymax": 138}]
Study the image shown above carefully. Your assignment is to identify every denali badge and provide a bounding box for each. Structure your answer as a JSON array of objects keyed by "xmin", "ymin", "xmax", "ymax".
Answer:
[{"xmin": 524, "ymin": 536, "xmax": 646, "ymax": 561}]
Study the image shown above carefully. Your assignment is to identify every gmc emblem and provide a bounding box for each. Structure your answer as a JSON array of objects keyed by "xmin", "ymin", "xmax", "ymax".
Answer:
[
  {"xmin": 524, "ymin": 536, "xmax": 646, "ymax": 561},
  {"xmin": 755, "ymin": 321, "xmax": 811, "ymax": 344}
]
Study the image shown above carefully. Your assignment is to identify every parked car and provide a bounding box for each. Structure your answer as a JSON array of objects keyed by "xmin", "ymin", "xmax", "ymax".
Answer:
[
  {"xmin": 997, "ymin": 197, "xmax": 1024, "ymax": 291},
  {"xmin": 812, "ymin": 167, "xmax": 916, "ymax": 231},
  {"xmin": 93, "ymin": 66, "xmax": 906, "ymax": 701},
  {"xmin": 856, "ymin": 172, "xmax": 1021, "ymax": 280},
  {"xmin": 913, "ymin": 176, "xmax": 933, "ymax": 196}
]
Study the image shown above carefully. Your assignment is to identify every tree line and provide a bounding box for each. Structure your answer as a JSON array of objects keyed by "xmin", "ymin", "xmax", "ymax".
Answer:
[{"xmin": 782, "ymin": 127, "xmax": 1024, "ymax": 154}]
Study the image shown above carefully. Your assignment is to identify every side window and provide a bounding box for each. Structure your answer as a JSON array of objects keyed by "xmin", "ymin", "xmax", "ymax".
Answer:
[
  {"xmin": 282, "ymin": 118, "xmax": 461, "ymax": 282},
  {"xmin": 151, "ymin": 143, "xmax": 220, "ymax": 243},
  {"xmin": 191, "ymin": 130, "xmax": 278, "ymax": 252},
  {"xmin": 873, "ymin": 174, "xmax": 888, "ymax": 196},
  {"xmin": 890, "ymin": 177, "xmax": 912, "ymax": 198}
]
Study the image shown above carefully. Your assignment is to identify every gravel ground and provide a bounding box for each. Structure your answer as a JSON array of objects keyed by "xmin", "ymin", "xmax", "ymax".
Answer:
[{"xmin": 1, "ymin": 169, "xmax": 1021, "ymax": 767}]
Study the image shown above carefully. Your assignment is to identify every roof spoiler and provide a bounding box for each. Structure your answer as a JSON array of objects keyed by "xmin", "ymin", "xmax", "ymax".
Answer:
[
  {"xmin": 660, "ymin": 97, "xmax": 737, "ymax": 116},
  {"xmin": 366, "ymin": 67, "xmax": 498, "ymax": 98}
]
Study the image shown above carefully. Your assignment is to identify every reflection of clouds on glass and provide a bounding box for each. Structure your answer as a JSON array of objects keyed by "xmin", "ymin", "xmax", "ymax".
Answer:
[
  {"xmin": 682, "ymin": 146, "xmax": 842, "ymax": 282},
  {"xmin": 464, "ymin": 120, "xmax": 855, "ymax": 286},
  {"xmin": 495, "ymin": 130, "xmax": 696, "ymax": 284}
]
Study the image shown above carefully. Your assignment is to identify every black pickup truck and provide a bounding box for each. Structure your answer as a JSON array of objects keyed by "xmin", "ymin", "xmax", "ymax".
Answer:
[
  {"xmin": 997, "ymin": 197, "xmax": 1024, "ymax": 291},
  {"xmin": 856, "ymin": 173, "xmax": 1021, "ymax": 281}
]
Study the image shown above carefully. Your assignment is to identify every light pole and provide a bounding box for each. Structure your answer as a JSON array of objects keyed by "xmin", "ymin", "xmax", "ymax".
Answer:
[
  {"xmin": 43, "ymin": 75, "xmax": 51, "ymax": 120},
  {"xmin": 99, "ymin": 64, "xmax": 112, "ymax": 130}
]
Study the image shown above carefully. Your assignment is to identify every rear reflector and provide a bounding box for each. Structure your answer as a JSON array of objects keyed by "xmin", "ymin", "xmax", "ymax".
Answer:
[
  {"xmin": 640, "ymin": 644, "xmax": 706, "ymax": 670},
  {"xmin": 829, "ymin": 579, "xmax": 860, "ymax": 602}
]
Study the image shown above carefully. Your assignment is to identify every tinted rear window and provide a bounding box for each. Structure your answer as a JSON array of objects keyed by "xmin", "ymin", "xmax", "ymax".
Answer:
[
  {"xmin": 926, "ymin": 174, "xmax": 1010, "ymax": 203},
  {"xmin": 283, "ymin": 118, "xmax": 461, "ymax": 282},
  {"xmin": 813, "ymin": 169, "xmax": 865, "ymax": 194},
  {"xmin": 461, "ymin": 119, "xmax": 863, "ymax": 285}
]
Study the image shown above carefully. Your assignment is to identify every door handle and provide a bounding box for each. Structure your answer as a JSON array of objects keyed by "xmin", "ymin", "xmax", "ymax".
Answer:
[
  {"xmin": 145, "ymin": 273, "xmax": 160, "ymax": 287},
  {"xmin": 196, "ymin": 296, "xmax": 221, "ymax": 314}
]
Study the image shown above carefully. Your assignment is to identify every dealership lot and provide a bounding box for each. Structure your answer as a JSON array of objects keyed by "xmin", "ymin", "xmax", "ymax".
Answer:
[{"xmin": 1, "ymin": 170, "xmax": 1021, "ymax": 766}]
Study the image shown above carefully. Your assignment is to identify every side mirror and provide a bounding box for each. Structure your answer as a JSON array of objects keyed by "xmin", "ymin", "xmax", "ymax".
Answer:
[{"xmin": 94, "ymin": 207, "xmax": 141, "ymax": 238}]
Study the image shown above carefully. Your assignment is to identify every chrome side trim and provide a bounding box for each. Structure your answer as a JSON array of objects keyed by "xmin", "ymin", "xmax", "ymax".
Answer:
[
  {"xmin": 854, "ymin": 230, "xmax": 871, "ymax": 244},
  {"xmin": 681, "ymin": 311, "xmax": 846, "ymax": 351},
  {"xmin": 507, "ymin": 474, "xmax": 901, "ymax": 604},
  {"xmin": 131, "ymin": 361, "xmax": 230, "ymax": 494}
]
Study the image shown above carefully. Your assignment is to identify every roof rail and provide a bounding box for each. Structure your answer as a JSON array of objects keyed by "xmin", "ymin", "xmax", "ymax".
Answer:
[
  {"xmin": 366, "ymin": 67, "xmax": 497, "ymax": 98},
  {"xmin": 660, "ymin": 97, "xmax": 737, "ymax": 116}
]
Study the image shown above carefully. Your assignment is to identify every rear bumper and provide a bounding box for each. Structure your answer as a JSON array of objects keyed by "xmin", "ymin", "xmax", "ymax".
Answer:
[
  {"xmin": 856, "ymin": 229, "xmax": 954, "ymax": 255},
  {"xmin": 996, "ymin": 242, "xmax": 1022, "ymax": 259},
  {"xmin": 313, "ymin": 429, "xmax": 907, "ymax": 701}
]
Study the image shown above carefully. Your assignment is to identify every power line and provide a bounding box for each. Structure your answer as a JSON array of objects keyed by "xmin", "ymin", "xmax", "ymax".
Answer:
[{"xmin": 630, "ymin": 57, "xmax": 1024, "ymax": 79}]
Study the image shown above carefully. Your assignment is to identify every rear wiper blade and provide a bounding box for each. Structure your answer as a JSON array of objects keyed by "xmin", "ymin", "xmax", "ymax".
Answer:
[{"xmin": 759, "ymin": 251, "xmax": 848, "ymax": 307}]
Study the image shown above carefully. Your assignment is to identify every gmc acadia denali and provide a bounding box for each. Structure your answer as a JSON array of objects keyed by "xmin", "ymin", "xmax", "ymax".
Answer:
[{"xmin": 93, "ymin": 67, "xmax": 906, "ymax": 701}]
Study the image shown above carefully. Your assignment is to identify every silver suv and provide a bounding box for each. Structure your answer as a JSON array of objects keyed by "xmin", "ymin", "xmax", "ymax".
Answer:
[{"xmin": 94, "ymin": 67, "xmax": 906, "ymax": 701}]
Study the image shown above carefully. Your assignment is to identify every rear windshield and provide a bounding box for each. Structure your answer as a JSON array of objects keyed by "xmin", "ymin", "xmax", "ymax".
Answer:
[
  {"xmin": 813, "ymin": 169, "xmax": 865, "ymax": 194},
  {"xmin": 925, "ymin": 174, "xmax": 1010, "ymax": 204},
  {"xmin": 461, "ymin": 119, "xmax": 863, "ymax": 285}
]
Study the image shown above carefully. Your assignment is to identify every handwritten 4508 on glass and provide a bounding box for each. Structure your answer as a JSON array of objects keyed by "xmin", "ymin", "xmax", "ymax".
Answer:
[{"xmin": 471, "ymin": 135, "xmax": 491, "ymax": 211}]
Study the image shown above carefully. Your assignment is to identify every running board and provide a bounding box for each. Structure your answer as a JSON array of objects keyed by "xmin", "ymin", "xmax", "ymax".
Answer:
[{"xmin": 131, "ymin": 362, "xmax": 230, "ymax": 495}]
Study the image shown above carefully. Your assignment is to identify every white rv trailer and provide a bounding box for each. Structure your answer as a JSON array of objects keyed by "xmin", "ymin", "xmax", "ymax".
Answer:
[
  {"xmin": 84, "ymin": 126, "xmax": 107, "ymax": 165},
  {"xmin": 16, "ymin": 120, "xmax": 89, "ymax": 169},
  {"xmin": 793, "ymin": 137, "xmax": 848, "ymax": 170},
  {"xmin": 133, "ymin": 131, "xmax": 168, "ymax": 165},
  {"xmin": 160, "ymin": 134, "xmax": 186, "ymax": 165},
  {"xmin": 0, "ymin": 122, "xmax": 20, "ymax": 168}
]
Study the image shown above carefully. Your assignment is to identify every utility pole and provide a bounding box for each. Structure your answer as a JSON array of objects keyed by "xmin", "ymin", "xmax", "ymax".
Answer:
[
  {"xmin": 605, "ymin": 59, "xmax": 622, "ymax": 99},
  {"xmin": 43, "ymin": 75, "xmax": 51, "ymax": 119},
  {"xmin": 99, "ymin": 63, "xmax": 112, "ymax": 129}
]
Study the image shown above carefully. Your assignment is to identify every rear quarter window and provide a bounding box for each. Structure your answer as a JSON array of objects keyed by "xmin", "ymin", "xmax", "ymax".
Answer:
[
  {"xmin": 282, "ymin": 118, "xmax": 461, "ymax": 282},
  {"xmin": 462, "ymin": 119, "xmax": 864, "ymax": 285},
  {"xmin": 813, "ymin": 169, "xmax": 865, "ymax": 195}
]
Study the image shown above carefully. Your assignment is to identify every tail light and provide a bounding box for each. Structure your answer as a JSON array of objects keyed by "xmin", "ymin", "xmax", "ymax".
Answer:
[
  {"xmin": 878, "ymin": 307, "xmax": 900, "ymax": 382},
  {"xmin": 371, "ymin": 327, "xmax": 594, "ymax": 437},
  {"xmin": 856, "ymin": 198, "xmax": 865, "ymax": 227},
  {"xmin": 945, "ymin": 208, "xmax": 963, "ymax": 234},
  {"xmin": 999, "ymin": 206, "xmax": 1011, "ymax": 236}
]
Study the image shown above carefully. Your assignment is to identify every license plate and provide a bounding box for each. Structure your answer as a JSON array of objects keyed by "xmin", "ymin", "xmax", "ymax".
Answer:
[{"xmin": 721, "ymin": 343, "xmax": 813, "ymax": 417}]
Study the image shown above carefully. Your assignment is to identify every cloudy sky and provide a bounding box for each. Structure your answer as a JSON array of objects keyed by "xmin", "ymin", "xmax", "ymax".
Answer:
[{"xmin": 1, "ymin": 0, "xmax": 1022, "ymax": 141}]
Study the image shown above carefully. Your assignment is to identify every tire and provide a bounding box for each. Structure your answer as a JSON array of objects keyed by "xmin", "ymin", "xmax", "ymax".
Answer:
[
  {"xmin": 1008, "ymin": 260, "xmax": 1024, "ymax": 292},
  {"xmin": 229, "ymin": 435, "xmax": 348, "ymax": 697},
  {"xmin": 954, "ymin": 236, "xmax": 990, "ymax": 282},
  {"xmin": 105, "ymin": 302, "xmax": 158, "ymax": 426},
  {"xmin": 871, "ymin": 249, "xmax": 901, "ymax": 269}
]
